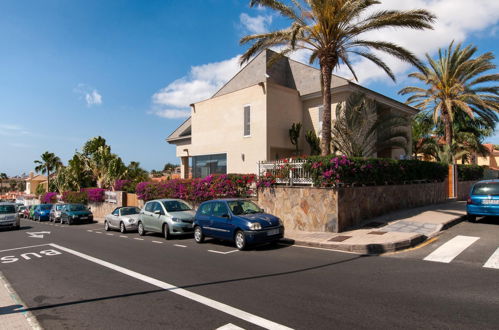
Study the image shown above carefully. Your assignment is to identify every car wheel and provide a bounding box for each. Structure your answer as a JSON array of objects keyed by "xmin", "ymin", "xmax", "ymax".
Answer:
[
  {"xmin": 467, "ymin": 214, "xmax": 477, "ymax": 223},
  {"xmin": 163, "ymin": 224, "xmax": 170, "ymax": 240},
  {"xmin": 194, "ymin": 226, "xmax": 204, "ymax": 243},
  {"xmin": 138, "ymin": 222, "xmax": 145, "ymax": 236},
  {"xmin": 235, "ymin": 230, "xmax": 247, "ymax": 251},
  {"xmin": 104, "ymin": 221, "xmax": 110, "ymax": 231},
  {"xmin": 68, "ymin": 218, "xmax": 73, "ymax": 225},
  {"xmin": 120, "ymin": 222, "xmax": 126, "ymax": 234}
]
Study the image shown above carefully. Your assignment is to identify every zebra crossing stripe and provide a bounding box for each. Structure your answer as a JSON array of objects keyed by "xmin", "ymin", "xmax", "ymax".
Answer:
[
  {"xmin": 424, "ymin": 235, "xmax": 479, "ymax": 263},
  {"xmin": 483, "ymin": 247, "xmax": 499, "ymax": 269}
]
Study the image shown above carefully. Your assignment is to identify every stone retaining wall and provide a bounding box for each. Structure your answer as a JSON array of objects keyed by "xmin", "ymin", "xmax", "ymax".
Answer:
[
  {"xmin": 257, "ymin": 181, "xmax": 448, "ymax": 233},
  {"xmin": 457, "ymin": 181, "xmax": 476, "ymax": 201}
]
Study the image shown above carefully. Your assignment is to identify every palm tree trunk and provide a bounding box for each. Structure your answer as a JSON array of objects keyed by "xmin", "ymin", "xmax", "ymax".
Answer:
[{"xmin": 320, "ymin": 59, "xmax": 334, "ymax": 156}]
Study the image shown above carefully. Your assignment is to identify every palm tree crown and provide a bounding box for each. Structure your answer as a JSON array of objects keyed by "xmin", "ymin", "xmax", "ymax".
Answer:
[
  {"xmin": 399, "ymin": 42, "xmax": 499, "ymax": 149},
  {"xmin": 34, "ymin": 151, "xmax": 63, "ymax": 192},
  {"xmin": 240, "ymin": 0, "xmax": 435, "ymax": 155}
]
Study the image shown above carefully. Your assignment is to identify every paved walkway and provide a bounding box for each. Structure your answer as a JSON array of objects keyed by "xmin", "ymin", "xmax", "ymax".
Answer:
[
  {"xmin": 0, "ymin": 272, "xmax": 40, "ymax": 329},
  {"xmin": 285, "ymin": 201, "xmax": 467, "ymax": 254}
]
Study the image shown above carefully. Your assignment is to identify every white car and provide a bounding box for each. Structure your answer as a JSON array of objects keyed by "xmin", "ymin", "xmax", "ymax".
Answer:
[
  {"xmin": 104, "ymin": 207, "xmax": 141, "ymax": 233},
  {"xmin": 0, "ymin": 202, "xmax": 20, "ymax": 230}
]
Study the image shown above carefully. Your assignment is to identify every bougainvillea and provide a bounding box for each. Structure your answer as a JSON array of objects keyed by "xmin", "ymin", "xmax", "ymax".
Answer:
[
  {"xmin": 62, "ymin": 191, "xmax": 88, "ymax": 204},
  {"xmin": 41, "ymin": 192, "xmax": 58, "ymax": 204},
  {"xmin": 114, "ymin": 180, "xmax": 131, "ymax": 191},
  {"xmin": 81, "ymin": 188, "xmax": 106, "ymax": 202}
]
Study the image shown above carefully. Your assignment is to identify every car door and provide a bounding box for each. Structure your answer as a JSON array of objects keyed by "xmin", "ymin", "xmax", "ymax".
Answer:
[
  {"xmin": 196, "ymin": 202, "xmax": 213, "ymax": 236},
  {"xmin": 109, "ymin": 208, "xmax": 120, "ymax": 228},
  {"xmin": 141, "ymin": 202, "xmax": 155, "ymax": 231},
  {"xmin": 210, "ymin": 202, "xmax": 232, "ymax": 240},
  {"xmin": 152, "ymin": 202, "xmax": 166, "ymax": 233}
]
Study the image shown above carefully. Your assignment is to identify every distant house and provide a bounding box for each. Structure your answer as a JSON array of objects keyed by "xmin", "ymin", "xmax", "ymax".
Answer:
[
  {"xmin": 477, "ymin": 144, "xmax": 499, "ymax": 170},
  {"xmin": 25, "ymin": 172, "xmax": 48, "ymax": 195},
  {"xmin": 167, "ymin": 50, "xmax": 417, "ymax": 178}
]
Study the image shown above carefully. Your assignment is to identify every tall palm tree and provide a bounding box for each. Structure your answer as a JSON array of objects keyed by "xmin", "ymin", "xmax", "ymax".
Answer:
[
  {"xmin": 34, "ymin": 151, "xmax": 63, "ymax": 192},
  {"xmin": 399, "ymin": 42, "xmax": 499, "ymax": 150},
  {"xmin": 240, "ymin": 0, "xmax": 435, "ymax": 155},
  {"xmin": 331, "ymin": 92, "xmax": 410, "ymax": 157}
]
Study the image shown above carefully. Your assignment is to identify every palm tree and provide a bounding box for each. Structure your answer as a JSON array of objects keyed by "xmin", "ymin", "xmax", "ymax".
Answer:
[
  {"xmin": 330, "ymin": 92, "xmax": 409, "ymax": 157},
  {"xmin": 240, "ymin": 0, "xmax": 435, "ymax": 155},
  {"xmin": 399, "ymin": 42, "xmax": 499, "ymax": 151},
  {"xmin": 34, "ymin": 151, "xmax": 62, "ymax": 192}
]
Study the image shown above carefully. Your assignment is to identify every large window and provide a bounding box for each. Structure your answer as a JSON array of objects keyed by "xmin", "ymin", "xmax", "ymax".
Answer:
[
  {"xmin": 192, "ymin": 154, "xmax": 227, "ymax": 178},
  {"xmin": 244, "ymin": 105, "xmax": 251, "ymax": 136}
]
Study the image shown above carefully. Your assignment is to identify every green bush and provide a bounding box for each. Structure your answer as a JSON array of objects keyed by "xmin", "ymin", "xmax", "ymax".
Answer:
[
  {"xmin": 62, "ymin": 191, "xmax": 89, "ymax": 204},
  {"xmin": 457, "ymin": 164, "xmax": 484, "ymax": 181}
]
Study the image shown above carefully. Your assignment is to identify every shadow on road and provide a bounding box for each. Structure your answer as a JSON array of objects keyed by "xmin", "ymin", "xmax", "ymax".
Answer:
[{"xmin": 0, "ymin": 255, "xmax": 366, "ymax": 316}]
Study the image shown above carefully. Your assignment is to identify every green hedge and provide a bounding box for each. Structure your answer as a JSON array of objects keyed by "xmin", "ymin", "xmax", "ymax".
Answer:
[
  {"xmin": 298, "ymin": 156, "xmax": 448, "ymax": 187},
  {"xmin": 457, "ymin": 164, "xmax": 484, "ymax": 181}
]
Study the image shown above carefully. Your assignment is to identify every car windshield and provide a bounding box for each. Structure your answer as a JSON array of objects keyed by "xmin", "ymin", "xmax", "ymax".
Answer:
[
  {"xmin": 40, "ymin": 204, "xmax": 52, "ymax": 210},
  {"xmin": 227, "ymin": 201, "xmax": 263, "ymax": 215},
  {"xmin": 0, "ymin": 205, "xmax": 16, "ymax": 214},
  {"xmin": 162, "ymin": 200, "xmax": 192, "ymax": 212},
  {"xmin": 121, "ymin": 207, "xmax": 140, "ymax": 215},
  {"xmin": 68, "ymin": 204, "xmax": 87, "ymax": 212},
  {"xmin": 472, "ymin": 183, "xmax": 499, "ymax": 196}
]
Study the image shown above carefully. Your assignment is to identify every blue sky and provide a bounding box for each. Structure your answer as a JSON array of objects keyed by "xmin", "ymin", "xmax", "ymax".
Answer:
[{"xmin": 1, "ymin": 0, "xmax": 498, "ymax": 176}]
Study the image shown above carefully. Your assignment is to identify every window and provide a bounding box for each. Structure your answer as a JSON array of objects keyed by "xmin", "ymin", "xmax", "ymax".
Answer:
[
  {"xmin": 112, "ymin": 208, "xmax": 120, "ymax": 216},
  {"xmin": 144, "ymin": 202, "xmax": 154, "ymax": 212},
  {"xmin": 199, "ymin": 203, "xmax": 212, "ymax": 216},
  {"xmin": 162, "ymin": 200, "xmax": 192, "ymax": 212},
  {"xmin": 153, "ymin": 202, "xmax": 164, "ymax": 215},
  {"xmin": 244, "ymin": 105, "xmax": 251, "ymax": 136},
  {"xmin": 192, "ymin": 154, "xmax": 227, "ymax": 178},
  {"xmin": 212, "ymin": 202, "xmax": 229, "ymax": 217}
]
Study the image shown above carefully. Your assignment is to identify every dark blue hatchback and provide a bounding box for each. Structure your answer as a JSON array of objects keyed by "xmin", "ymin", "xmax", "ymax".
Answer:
[
  {"xmin": 466, "ymin": 180, "xmax": 499, "ymax": 222},
  {"xmin": 193, "ymin": 199, "xmax": 284, "ymax": 250}
]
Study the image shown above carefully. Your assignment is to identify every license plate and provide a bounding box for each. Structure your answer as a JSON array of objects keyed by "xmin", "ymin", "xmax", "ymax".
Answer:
[
  {"xmin": 267, "ymin": 229, "xmax": 280, "ymax": 236},
  {"xmin": 482, "ymin": 200, "xmax": 499, "ymax": 205},
  {"xmin": 80, "ymin": 216, "xmax": 88, "ymax": 219}
]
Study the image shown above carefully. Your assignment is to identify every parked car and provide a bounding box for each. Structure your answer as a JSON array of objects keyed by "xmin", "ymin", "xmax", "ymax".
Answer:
[
  {"xmin": 22, "ymin": 206, "xmax": 30, "ymax": 219},
  {"xmin": 60, "ymin": 204, "xmax": 93, "ymax": 225},
  {"xmin": 104, "ymin": 206, "xmax": 141, "ymax": 233},
  {"xmin": 18, "ymin": 206, "xmax": 27, "ymax": 218},
  {"xmin": 49, "ymin": 204, "xmax": 67, "ymax": 223},
  {"xmin": 193, "ymin": 199, "xmax": 284, "ymax": 250},
  {"xmin": 33, "ymin": 204, "xmax": 53, "ymax": 221},
  {"xmin": 29, "ymin": 205, "xmax": 37, "ymax": 220},
  {"xmin": 138, "ymin": 199, "xmax": 195, "ymax": 239},
  {"xmin": 466, "ymin": 180, "xmax": 499, "ymax": 222},
  {"xmin": 0, "ymin": 202, "xmax": 20, "ymax": 230}
]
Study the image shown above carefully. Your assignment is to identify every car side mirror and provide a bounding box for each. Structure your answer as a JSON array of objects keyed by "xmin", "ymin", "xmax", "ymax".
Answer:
[
  {"xmin": 222, "ymin": 213, "xmax": 230, "ymax": 219},
  {"xmin": 154, "ymin": 210, "xmax": 161, "ymax": 215}
]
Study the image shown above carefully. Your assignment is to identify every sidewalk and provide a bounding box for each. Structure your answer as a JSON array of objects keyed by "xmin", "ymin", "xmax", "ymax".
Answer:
[
  {"xmin": 284, "ymin": 201, "xmax": 467, "ymax": 254},
  {"xmin": 0, "ymin": 272, "xmax": 40, "ymax": 329}
]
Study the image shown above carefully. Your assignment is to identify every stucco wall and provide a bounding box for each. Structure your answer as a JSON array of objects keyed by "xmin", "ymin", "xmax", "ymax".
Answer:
[
  {"xmin": 258, "ymin": 182, "xmax": 448, "ymax": 233},
  {"xmin": 88, "ymin": 191, "xmax": 125, "ymax": 221}
]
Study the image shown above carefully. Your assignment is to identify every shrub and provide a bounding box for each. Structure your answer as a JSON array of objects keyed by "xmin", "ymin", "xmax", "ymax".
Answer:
[
  {"xmin": 457, "ymin": 164, "xmax": 484, "ymax": 181},
  {"xmin": 82, "ymin": 188, "xmax": 106, "ymax": 202},
  {"xmin": 114, "ymin": 180, "xmax": 130, "ymax": 191},
  {"xmin": 62, "ymin": 191, "xmax": 88, "ymax": 204},
  {"xmin": 41, "ymin": 192, "xmax": 58, "ymax": 204}
]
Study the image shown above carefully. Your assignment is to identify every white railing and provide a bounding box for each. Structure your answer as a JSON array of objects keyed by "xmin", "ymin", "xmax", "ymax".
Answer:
[{"xmin": 258, "ymin": 160, "xmax": 313, "ymax": 186}]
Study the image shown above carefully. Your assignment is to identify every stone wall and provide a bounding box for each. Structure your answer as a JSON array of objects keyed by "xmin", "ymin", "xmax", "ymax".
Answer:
[
  {"xmin": 457, "ymin": 181, "xmax": 476, "ymax": 201},
  {"xmin": 88, "ymin": 191, "xmax": 126, "ymax": 221},
  {"xmin": 258, "ymin": 182, "xmax": 448, "ymax": 233}
]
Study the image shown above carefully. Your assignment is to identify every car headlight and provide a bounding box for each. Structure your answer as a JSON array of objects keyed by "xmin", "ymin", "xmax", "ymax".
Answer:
[
  {"xmin": 249, "ymin": 222, "xmax": 262, "ymax": 230},
  {"xmin": 127, "ymin": 218, "xmax": 135, "ymax": 223},
  {"xmin": 171, "ymin": 217, "xmax": 181, "ymax": 222},
  {"xmin": 72, "ymin": 215, "xmax": 77, "ymax": 218}
]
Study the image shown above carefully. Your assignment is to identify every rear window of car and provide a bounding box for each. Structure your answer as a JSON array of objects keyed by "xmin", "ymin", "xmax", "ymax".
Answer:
[
  {"xmin": 472, "ymin": 183, "xmax": 499, "ymax": 196},
  {"xmin": 40, "ymin": 204, "xmax": 52, "ymax": 210},
  {"xmin": 0, "ymin": 205, "xmax": 16, "ymax": 214}
]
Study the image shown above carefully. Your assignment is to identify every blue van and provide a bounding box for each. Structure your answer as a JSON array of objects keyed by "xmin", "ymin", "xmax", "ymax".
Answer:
[{"xmin": 193, "ymin": 199, "xmax": 284, "ymax": 250}]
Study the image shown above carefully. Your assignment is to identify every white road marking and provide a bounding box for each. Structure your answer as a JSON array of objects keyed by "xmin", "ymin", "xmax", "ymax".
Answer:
[
  {"xmin": 0, "ymin": 244, "xmax": 51, "ymax": 253},
  {"xmin": 424, "ymin": 235, "xmax": 480, "ymax": 263},
  {"xmin": 279, "ymin": 243, "xmax": 360, "ymax": 254},
  {"xmin": 134, "ymin": 238, "xmax": 144, "ymax": 241},
  {"xmin": 120, "ymin": 236, "xmax": 128, "ymax": 238},
  {"xmin": 217, "ymin": 324, "xmax": 245, "ymax": 330},
  {"xmin": 49, "ymin": 243, "xmax": 292, "ymax": 330},
  {"xmin": 106, "ymin": 234, "xmax": 114, "ymax": 236},
  {"xmin": 87, "ymin": 230, "xmax": 93, "ymax": 232},
  {"xmin": 26, "ymin": 231, "xmax": 51, "ymax": 239},
  {"xmin": 152, "ymin": 241, "xmax": 163, "ymax": 244},
  {"xmin": 483, "ymin": 247, "xmax": 499, "ymax": 269},
  {"xmin": 174, "ymin": 244, "xmax": 186, "ymax": 248},
  {"xmin": 208, "ymin": 250, "xmax": 239, "ymax": 255},
  {"xmin": 95, "ymin": 232, "xmax": 102, "ymax": 234}
]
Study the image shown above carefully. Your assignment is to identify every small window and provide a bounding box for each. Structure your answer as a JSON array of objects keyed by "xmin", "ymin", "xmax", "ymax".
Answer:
[
  {"xmin": 244, "ymin": 105, "xmax": 251, "ymax": 136},
  {"xmin": 212, "ymin": 202, "xmax": 229, "ymax": 217},
  {"xmin": 144, "ymin": 202, "xmax": 154, "ymax": 212},
  {"xmin": 112, "ymin": 208, "xmax": 120, "ymax": 216},
  {"xmin": 153, "ymin": 202, "xmax": 164, "ymax": 215},
  {"xmin": 199, "ymin": 203, "xmax": 212, "ymax": 216}
]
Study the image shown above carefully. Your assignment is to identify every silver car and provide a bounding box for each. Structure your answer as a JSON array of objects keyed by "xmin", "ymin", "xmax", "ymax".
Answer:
[
  {"xmin": 49, "ymin": 204, "xmax": 67, "ymax": 223},
  {"xmin": 138, "ymin": 199, "xmax": 195, "ymax": 239},
  {"xmin": 0, "ymin": 202, "xmax": 20, "ymax": 230},
  {"xmin": 104, "ymin": 207, "xmax": 141, "ymax": 233}
]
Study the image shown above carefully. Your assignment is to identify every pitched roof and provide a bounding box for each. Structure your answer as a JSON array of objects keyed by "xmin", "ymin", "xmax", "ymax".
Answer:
[{"xmin": 166, "ymin": 117, "xmax": 191, "ymax": 143}]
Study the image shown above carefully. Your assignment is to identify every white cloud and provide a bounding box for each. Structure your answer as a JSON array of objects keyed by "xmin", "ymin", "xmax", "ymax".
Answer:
[
  {"xmin": 0, "ymin": 124, "xmax": 30, "ymax": 136},
  {"xmin": 151, "ymin": 55, "xmax": 245, "ymax": 119},
  {"xmin": 240, "ymin": 13, "xmax": 273, "ymax": 34},
  {"xmin": 74, "ymin": 84, "xmax": 103, "ymax": 107},
  {"xmin": 335, "ymin": 0, "xmax": 499, "ymax": 84}
]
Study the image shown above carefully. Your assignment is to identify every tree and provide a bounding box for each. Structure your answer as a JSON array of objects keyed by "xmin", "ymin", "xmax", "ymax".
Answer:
[
  {"xmin": 0, "ymin": 173, "xmax": 7, "ymax": 180},
  {"xmin": 330, "ymin": 92, "xmax": 410, "ymax": 157},
  {"xmin": 163, "ymin": 163, "xmax": 177, "ymax": 174},
  {"xmin": 34, "ymin": 151, "xmax": 62, "ymax": 191},
  {"xmin": 289, "ymin": 122, "xmax": 302, "ymax": 154},
  {"xmin": 126, "ymin": 161, "xmax": 149, "ymax": 183},
  {"xmin": 400, "ymin": 42, "xmax": 499, "ymax": 152},
  {"xmin": 240, "ymin": 0, "xmax": 435, "ymax": 155},
  {"xmin": 305, "ymin": 130, "xmax": 321, "ymax": 155}
]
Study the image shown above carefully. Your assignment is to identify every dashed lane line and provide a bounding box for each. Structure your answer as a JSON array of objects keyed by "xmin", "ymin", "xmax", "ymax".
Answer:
[
  {"xmin": 174, "ymin": 244, "xmax": 187, "ymax": 248},
  {"xmin": 106, "ymin": 234, "xmax": 114, "ymax": 236},
  {"xmin": 120, "ymin": 236, "xmax": 128, "ymax": 238},
  {"xmin": 152, "ymin": 241, "xmax": 163, "ymax": 244},
  {"xmin": 134, "ymin": 238, "xmax": 144, "ymax": 241},
  {"xmin": 95, "ymin": 232, "xmax": 103, "ymax": 234},
  {"xmin": 49, "ymin": 243, "xmax": 293, "ymax": 330}
]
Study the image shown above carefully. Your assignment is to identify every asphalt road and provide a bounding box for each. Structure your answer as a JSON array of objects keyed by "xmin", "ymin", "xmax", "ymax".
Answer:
[{"xmin": 0, "ymin": 218, "xmax": 498, "ymax": 329}]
